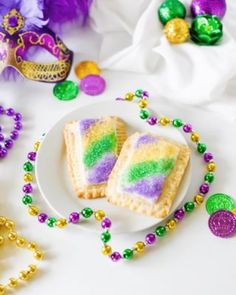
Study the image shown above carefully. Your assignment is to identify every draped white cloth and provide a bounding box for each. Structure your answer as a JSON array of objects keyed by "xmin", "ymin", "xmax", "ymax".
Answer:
[{"xmin": 88, "ymin": 0, "xmax": 236, "ymax": 119}]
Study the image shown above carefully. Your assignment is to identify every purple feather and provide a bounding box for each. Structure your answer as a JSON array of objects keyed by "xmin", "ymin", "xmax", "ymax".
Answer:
[{"xmin": 44, "ymin": 0, "xmax": 93, "ymax": 25}]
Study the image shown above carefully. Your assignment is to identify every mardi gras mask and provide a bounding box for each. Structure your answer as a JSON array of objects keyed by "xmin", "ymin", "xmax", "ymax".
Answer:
[{"xmin": 0, "ymin": 0, "xmax": 87, "ymax": 82}]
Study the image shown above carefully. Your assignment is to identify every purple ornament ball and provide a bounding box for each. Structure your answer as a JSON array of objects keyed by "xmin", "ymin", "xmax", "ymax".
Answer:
[{"xmin": 191, "ymin": 0, "xmax": 226, "ymax": 19}]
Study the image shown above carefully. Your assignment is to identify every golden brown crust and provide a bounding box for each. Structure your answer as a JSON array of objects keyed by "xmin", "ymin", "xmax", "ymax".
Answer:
[
  {"xmin": 106, "ymin": 132, "xmax": 191, "ymax": 218},
  {"xmin": 64, "ymin": 116, "xmax": 127, "ymax": 199}
]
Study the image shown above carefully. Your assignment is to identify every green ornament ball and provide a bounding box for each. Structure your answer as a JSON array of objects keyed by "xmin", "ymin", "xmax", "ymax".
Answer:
[
  {"xmin": 158, "ymin": 0, "xmax": 186, "ymax": 25},
  {"xmin": 101, "ymin": 231, "xmax": 111, "ymax": 243},
  {"xmin": 81, "ymin": 207, "xmax": 93, "ymax": 218},
  {"xmin": 155, "ymin": 226, "xmax": 166, "ymax": 237},
  {"xmin": 23, "ymin": 161, "xmax": 33, "ymax": 172},
  {"xmin": 53, "ymin": 80, "xmax": 79, "ymax": 101},
  {"xmin": 184, "ymin": 201, "xmax": 195, "ymax": 212},
  {"xmin": 197, "ymin": 143, "xmax": 207, "ymax": 154},
  {"xmin": 22, "ymin": 195, "xmax": 33, "ymax": 205},
  {"xmin": 190, "ymin": 14, "xmax": 223, "ymax": 45},
  {"xmin": 47, "ymin": 217, "xmax": 57, "ymax": 228},
  {"xmin": 123, "ymin": 248, "xmax": 134, "ymax": 260}
]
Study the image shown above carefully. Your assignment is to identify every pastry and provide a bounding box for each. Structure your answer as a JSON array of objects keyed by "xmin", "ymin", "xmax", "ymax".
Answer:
[
  {"xmin": 106, "ymin": 132, "xmax": 191, "ymax": 218},
  {"xmin": 64, "ymin": 116, "xmax": 127, "ymax": 198}
]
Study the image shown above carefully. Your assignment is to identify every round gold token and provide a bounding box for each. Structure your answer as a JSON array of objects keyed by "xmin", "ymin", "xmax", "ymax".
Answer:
[{"xmin": 75, "ymin": 61, "xmax": 101, "ymax": 79}]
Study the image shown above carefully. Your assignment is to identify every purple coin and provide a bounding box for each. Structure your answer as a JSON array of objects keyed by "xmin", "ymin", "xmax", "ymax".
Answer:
[
  {"xmin": 80, "ymin": 75, "xmax": 106, "ymax": 96},
  {"xmin": 208, "ymin": 210, "xmax": 236, "ymax": 238}
]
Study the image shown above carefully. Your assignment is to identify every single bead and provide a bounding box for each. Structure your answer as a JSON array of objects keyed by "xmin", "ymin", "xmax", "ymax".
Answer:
[
  {"xmin": 207, "ymin": 162, "xmax": 216, "ymax": 172},
  {"xmin": 38, "ymin": 213, "xmax": 48, "ymax": 223},
  {"xmin": 0, "ymin": 236, "xmax": 4, "ymax": 245},
  {"xmin": 191, "ymin": 132, "xmax": 200, "ymax": 142},
  {"xmin": 166, "ymin": 219, "xmax": 177, "ymax": 230},
  {"xmin": 0, "ymin": 216, "xmax": 6, "ymax": 225},
  {"xmin": 102, "ymin": 244, "xmax": 112, "ymax": 256},
  {"xmin": 69, "ymin": 212, "xmax": 80, "ymax": 224},
  {"xmin": 164, "ymin": 18, "xmax": 189, "ymax": 44},
  {"xmin": 174, "ymin": 208, "xmax": 185, "ymax": 220},
  {"xmin": 204, "ymin": 172, "xmax": 214, "ymax": 183},
  {"xmin": 183, "ymin": 123, "xmax": 192, "ymax": 133},
  {"xmin": 135, "ymin": 89, "xmax": 143, "ymax": 97},
  {"xmin": 56, "ymin": 218, "xmax": 67, "ymax": 228},
  {"xmin": 8, "ymin": 278, "xmax": 18, "ymax": 288},
  {"xmin": 0, "ymin": 284, "xmax": 5, "ymax": 295},
  {"xmin": 134, "ymin": 241, "xmax": 145, "ymax": 253},
  {"xmin": 200, "ymin": 183, "xmax": 209, "ymax": 194},
  {"xmin": 172, "ymin": 118, "xmax": 183, "ymax": 127},
  {"xmin": 8, "ymin": 231, "xmax": 17, "ymax": 241},
  {"xmin": 22, "ymin": 183, "xmax": 33, "ymax": 194},
  {"xmin": 27, "ymin": 264, "xmax": 37, "ymax": 274},
  {"xmin": 19, "ymin": 271, "xmax": 30, "ymax": 281},
  {"xmin": 123, "ymin": 248, "xmax": 134, "ymax": 260},
  {"xmin": 27, "ymin": 242, "xmax": 38, "ymax": 251},
  {"xmin": 4, "ymin": 139, "xmax": 14, "ymax": 149},
  {"xmin": 142, "ymin": 90, "xmax": 149, "ymax": 98},
  {"xmin": 184, "ymin": 202, "xmax": 195, "ymax": 212},
  {"xmin": 34, "ymin": 250, "xmax": 44, "ymax": 260},
  {"xmin": 13, "ymin": 112, "xmax": 22, "ymax": 121},
  {"xmin": 22, "ymin": 195, "xmax": 33, "ymax": 205},
  {"xmin": 110, "ymin": 252, "xmax": 122, "ymax": 262},
  {"xmin": 34, "ymin": 141, "xmax": 40, "ymax": 151},
  {"xmin": 155, "ymin": 226, "xmax": 166, "ymax": 237},
  {"xmin": 0, "ymin": 106, "xmax": 4, "ymax": 114},
  {"xmin": 125, "ymin": 92, "xmax": 135, "ymax": 101},
  {"xmin": 147, "ymin": 116, "xmax": 157, "ymax": 126},
  {"xmin": 10, "ymin": 130, "xmax": 19, "ymax": 140},
  {"xmin": 138, "ymin": 99, "xmax": 148, "ymax": 108},
  {"xmin": 28, "ymin": 205, "xmax": 39, "ymax": 216},
  {"xmin": 0, "ymin": 133, "xmax": 4, "ymax": 141},
  {"xmin": 197, "ymin": 143, "xmax": 207, "ymax": 154},
  {"xmin": 28, "ymin": 152, "xmax": 36, "ymax": 161},
  {"xmin": 140, "ymin": 109, "xmax": 149, "ymax": 120},
  {"xmin": 194, "ymin": 194, "xmax": 205, "ymax": 205},
  {"xmin": 81, "ymin": 207, "xmax": 93, "ymax": 218},
  {"xmin": 24, "ymin": 173, "xmax": 33, "ymax": 182},
  {"xmin": 94, "ymin": 210, "xmax": 105, "ymax": 221},
  {"xmin": 6, "ymin": 108, "xmax": 15, "ymax": 116},
  {"xmin": 0, "ymin": 147, "xmax": 7, "ymax": 158},
  {"xmin": 101, "ymin": 231, "xmax": 111, "ymax": 243},
  {"xmin": 145, "ymin": 233, "xmax": 156, "ymax": 245},
  {"xmin": 14, "ymin": 121, "xmax": 23, "ymax": 130},
  {"xmin": 101, "ymin": 217, "xmax": 112, "ymax": 229},
  {"xmin": 159, "ymin": 117, "xmax": 171, "ymax": 126},
  {"xmin": 47, "ymin": 217, "xmax": 57, "ymax": 227},
  {"xmin": 5, "ymin": 220, "xmax": 15, "ymax": 230},
  {"xmin": 23, "ymin": 161, "xmax": 33, "ymax": 172},
  {"xmin": 16, "ymin": 237, "xmax": 26, "ymax": 247},
  {"xmin": 203, "ymin": 152, "xmax": 213, "ymax": 163}
]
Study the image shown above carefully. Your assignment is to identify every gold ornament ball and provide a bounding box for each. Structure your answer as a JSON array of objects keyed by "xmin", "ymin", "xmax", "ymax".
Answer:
[
  {"xmin": 191, "ymin": 132, "xmax": 200, "ymax": 143},
  {"xmin": 56, "ymin": 218, "xmax": 67, "ymax": 228},
  {"xmin": 102, "ymin": 245, "xmax": 112, "ymax": 256},
  {"xmin": 19, "ymin": 271, "xmax": 30, "ymax": 281},
  {"xmin": 164, "ymin": 18, "xmax": 189, "ymax": 44},
  {"xmin": 8, "ymin": 231, "xmax": 17, "ymax": 241},
  {"xmin": 28, "ymin": 205, "xmax": 39, "ymax": 216},
  {"xmin": 5, "ymin": 220, "xmax": 15, "ymax": 230},
  {"xmin": 24, "ymin": 173, "xmax": 33, "ymax": 182},
  {"xmin": 27, "ymin": 264, "xmax": 37, "ymax": 274},
  {"xmin": 134, "ymin": 241, "xmax": 145, "ymax": 253},
  {"xmin": 27, "ymin": 242, "xmax": 38, "ymax": 251},
  {"xmin": 34, "ymin": 250, "xmax": 44, "ymax": 260},
  {"xmin": 34, "ymin": 141, "xmax": 40, "ymax": 152},
  {"xmin": 159, "ymin": 117, "xmax": 171, "ymax": 126},
  {"xmin": 166, "ymin": 219, "xmax": 176, "ymax": 230},
  {"xmin": 0, "ymin": 284, "xmax": 5, "ymax": 295},
  {"xmin": 94, "ymin": 210, "xmax": 105, "ymax": 221},
  {"xmin": 138, "ymin": 99, "xmax": 148, "ymax": 108},
  {"xmin": 16, "ymin": 237, "xmax": 26, "ymax": 248},
  {"xmin": 125, "ymin": 92, "xmax": 134, "ymax": 101}
]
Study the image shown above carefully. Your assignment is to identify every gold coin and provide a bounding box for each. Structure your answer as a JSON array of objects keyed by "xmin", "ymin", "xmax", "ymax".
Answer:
[{"xmin": 75, "ymin": 61, "xmax": 101, "ymax": 79}]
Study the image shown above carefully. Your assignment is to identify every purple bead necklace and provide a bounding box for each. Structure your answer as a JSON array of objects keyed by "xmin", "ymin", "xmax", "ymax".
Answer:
[
  {"xmin": 0, "ymin": 106, "xmax": 23, "ymax": 159},
  {"xmin": 20, "ymin": 89, "xmax": 216, "ymax": 262}
]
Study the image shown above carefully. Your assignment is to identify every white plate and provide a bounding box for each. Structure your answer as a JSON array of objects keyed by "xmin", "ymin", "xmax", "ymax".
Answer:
[{"xmin": 36, "ymin": 100, "xmax": 192, "ymax": 234}]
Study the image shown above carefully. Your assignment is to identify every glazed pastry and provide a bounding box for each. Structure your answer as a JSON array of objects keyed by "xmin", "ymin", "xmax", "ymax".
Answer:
[
  {"xmin": 106, "ymin": 132, "xmax": 191, "ymax": 218},
  {"xmin": 64, "ymin": 116, "xmax": 127, "ymax": 198}
]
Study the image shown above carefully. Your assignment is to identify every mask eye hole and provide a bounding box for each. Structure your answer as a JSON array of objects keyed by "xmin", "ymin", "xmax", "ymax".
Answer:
[{"xmin": 24, "ymin": 46, "xmax": 58, "ymax": 63}]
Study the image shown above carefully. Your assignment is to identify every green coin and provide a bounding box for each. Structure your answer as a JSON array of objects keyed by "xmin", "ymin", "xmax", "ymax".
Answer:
[
  {"xmin": 206, "ymin": 193, "xmax": 235, "ymax": 215},
  {"xmin": 53, "ymin": 80, "xmax": 79, "ymax": 101}
]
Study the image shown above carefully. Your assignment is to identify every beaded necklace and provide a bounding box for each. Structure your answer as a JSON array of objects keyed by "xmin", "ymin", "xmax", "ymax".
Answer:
[
  {"xmin": 21, "ymin": 89, "xmax": 216, "ymax": 262},
  {"xmin": 0, "ymin": 216, "xmax": 44, "ymax": 294}
]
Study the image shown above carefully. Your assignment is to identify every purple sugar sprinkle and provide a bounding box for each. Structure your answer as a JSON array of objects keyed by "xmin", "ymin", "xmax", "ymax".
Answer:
[
  {"xmin": 87, "ymin": 154, "xmax": 117, "ymax": 184},
  {"xmin": 135, "ymin": 134, "xmax": 158, "ymax": 148},
  {"xmin": 79, "ymin": 119, "xmax": 98, "ymax": 134},
  {"xmin": 123, "ymin": 176, "xmax": 164, "ymax": 200}
]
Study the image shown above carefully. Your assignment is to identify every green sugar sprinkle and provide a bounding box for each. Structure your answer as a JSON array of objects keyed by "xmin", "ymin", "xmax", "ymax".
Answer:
[
  {"xmin": 83, "ymin": 133, "xmax": 117, "ymax": 168},
  {"xmin": 124, "ymin": 159, "xmax": 175, "ymax": 183}
]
